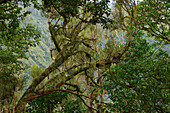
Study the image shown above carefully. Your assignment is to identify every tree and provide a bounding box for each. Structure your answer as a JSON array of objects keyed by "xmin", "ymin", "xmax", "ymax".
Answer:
[
  {"xmin": 0, "ymin": 0, "xmax": 40, "ymax": 76},
  {"xmin": 1, "ymin": 0, "xmax": 169, "ymax": 112},
  {"xmin": 103, "ymin": 32, "xmax": 169, "ymax": 112},
  {"xmin": 136, "ymin": 0, "xmax": 170, "ymax": 44},
  {"xmin": 14, "ymin": 0, "xmax": 123, "ymax": 112},
  {"xmin": 16, "ymin": 0, "xmax": 169, "ymax": 112},
  {"xmin": 111, "ymin": 0, "xmax": 169, "ymax": 44},
  {"xmin": 0, "ymin": 0, "xmax": 40, "ymax": 112}
]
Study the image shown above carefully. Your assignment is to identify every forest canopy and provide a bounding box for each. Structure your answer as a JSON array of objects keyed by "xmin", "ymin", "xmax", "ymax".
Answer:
[{"xmin": 0, "ymin": 0, "xmax": 169, "ymax": 113}]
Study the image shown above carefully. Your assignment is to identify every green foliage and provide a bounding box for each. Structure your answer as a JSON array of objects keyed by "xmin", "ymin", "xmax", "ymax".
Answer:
[
  {"xmin": 103, "ymin": 35, "xmax": 169, "ymax": 112},
  {"xmin": 1, "ymin": 0, "xmax": 169, "ymax": 112},
  {"xmin": 56, "ymin": 98, "xmax": 86, "ymax": 113},
  {"xmin": 41, "ymin": 0, "xmax": 112, "ymax": 28},
  {"xmin": 0, "ymin": 0, "xmax": 40, "ymax": 77},
  {"xmin": 25, "ymin": 91, "xmax": 69, "ymax": 113},
  {"xmin": 20, "ymin": 0, "xmax": 169, "ymax": 112},
  {"xmin": 0, "ymin": 74, "xmax": 21, "ymax": 110},
  {"xmin": 25, "ymin": 90, "xmax": 87, "ymax": 113},
  {"xmin": 136, "ymin": 0, "xmax": 170, "ymax": 44},
  {"xmin": 0, "ymin": 0, "xmax": 41, "ymax": 111},
  {"xmin": 30, "ymin": 64, "xmax": 44, "ymax": 79}
]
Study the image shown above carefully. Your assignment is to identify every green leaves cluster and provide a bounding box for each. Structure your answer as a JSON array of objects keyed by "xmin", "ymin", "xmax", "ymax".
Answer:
[
  {"xmin": 42, "ymin": 0, "xmax": 112, "ymax": 27},
  {"xmin": 0, "ymin": 0, "xmax": 40, "ymax": 77},
  {"xmin": 136, "ymin": 0, "xmax": 170, "ymax": 43},
  {"xmin": 0, "ymin": 0, "xmax": 41, "ymax": 111},
  {"xmin": 25, "ymin": 91, "xmax": 69, "ymax": 113},
  {"xmin": 103, "ymin": 35, "xmax": 169, "ymax": 112}
]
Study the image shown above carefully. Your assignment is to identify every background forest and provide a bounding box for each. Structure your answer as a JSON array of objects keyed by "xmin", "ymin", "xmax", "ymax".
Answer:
[{"xmin": 0, "ymin": 0, "xmax": 169, "ymax": 113}]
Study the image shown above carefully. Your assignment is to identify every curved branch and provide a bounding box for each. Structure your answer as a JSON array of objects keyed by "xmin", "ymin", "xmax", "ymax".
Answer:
[{"xmin": 26, "ymin": 89, "xmax": 97, "ymax": 112}]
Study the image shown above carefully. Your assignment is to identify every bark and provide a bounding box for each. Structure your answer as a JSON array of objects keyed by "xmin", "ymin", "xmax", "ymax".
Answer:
[
  {"xmin": 15, "ymin": 57, "xmax": 90, "ymax": 112},
  {"xmin": 15, "ymin": 55, "xmax": 69, "ymax": 112}
]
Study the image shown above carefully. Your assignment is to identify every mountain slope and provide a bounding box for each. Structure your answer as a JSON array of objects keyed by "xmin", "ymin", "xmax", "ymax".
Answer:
[{"xmin": 21, "ymin": 6, "xmax": 52, "ymax": 69}]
